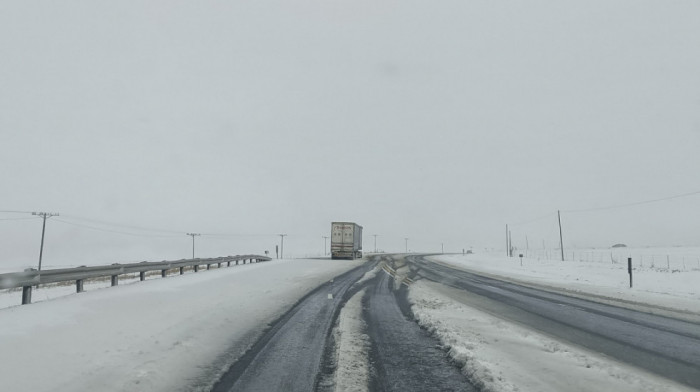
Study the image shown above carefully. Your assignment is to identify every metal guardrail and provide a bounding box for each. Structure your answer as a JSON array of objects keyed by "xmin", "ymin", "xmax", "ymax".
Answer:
[{"xmin": 0, "ymin": 254, "xmax": 272, "ymax": 305}]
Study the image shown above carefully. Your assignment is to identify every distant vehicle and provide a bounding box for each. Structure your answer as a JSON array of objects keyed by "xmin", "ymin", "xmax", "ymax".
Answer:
[{"xmin": 331, "ymin": 222, "xmax": 363, "ymax": 259}]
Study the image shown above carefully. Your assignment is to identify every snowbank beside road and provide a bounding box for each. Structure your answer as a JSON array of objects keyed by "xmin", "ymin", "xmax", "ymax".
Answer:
[
  {"xmin": 0, "ymin": 258, "xmax": 363, "ymax": 392},
  {"xmin": 408, "ymin": 280, "xmax": 695, "ymax": 392},
  {"xmin": 431, "ymin": 253, "xmax": 700, "ymax": 317},
  {"xmin": 333, "ymin": 288, "xmax": 370, "ymax": 392}
]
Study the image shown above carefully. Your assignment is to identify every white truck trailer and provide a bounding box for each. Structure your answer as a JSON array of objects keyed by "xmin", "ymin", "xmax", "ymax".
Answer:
[{"xmin": 331, "ymin": 222, "xmax": 363, "ymax": 259}]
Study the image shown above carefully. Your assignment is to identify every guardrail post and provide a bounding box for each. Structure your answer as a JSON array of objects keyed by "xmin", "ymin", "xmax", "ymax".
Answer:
[
  {"xmin": 140, "ymin": 271, "xmax": 146, "ymax": 281},
  {"xmin": 207, "ymin": 264, "xmax": 211, "ymax": 270},
  {"xmin": 76, "ymin": 279, "xmax": 84, "ymax": 293},
  {"xmin": 180, "ymin": 267, "xmax": 184, "ymax": 275},
  {"xmin": 236, "ymin": 260, "xmax": 239, "ymax": 265},
  {"xmin": 227, "ymin": 261, "xmax": 231, "ymax": 267},
  {"xmin": 111, "ymin": 275, "xmax": 118, "ymax": 286},
  {"xmin": 218, "ymin": 262, "xmax": 221, "ymax": 268},
  {"xmin": 161, "ymin": 269, "xmax": 167, "ymax": 278},
  {"xmin": 22, "ymin": 286, "xmax": 32, "ymax": 305},
  {"xmin": 194, "ymin": 265, "xmax": 199, "ymax": 272}
]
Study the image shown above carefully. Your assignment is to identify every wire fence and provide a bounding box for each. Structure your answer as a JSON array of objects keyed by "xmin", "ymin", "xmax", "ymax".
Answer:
[{"xmin": 521, "ymin": 248, "xmax": 700, "ymax": 272}]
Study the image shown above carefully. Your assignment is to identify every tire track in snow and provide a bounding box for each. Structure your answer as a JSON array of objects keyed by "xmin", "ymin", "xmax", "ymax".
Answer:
[{"xmin": 364, "ymin": 267, "xmax": 476, "ymax": 392}]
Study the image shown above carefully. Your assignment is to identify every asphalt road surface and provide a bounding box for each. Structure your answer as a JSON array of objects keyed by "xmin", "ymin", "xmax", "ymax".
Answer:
[
  {"xmin": 211, "ymin": 257, "xmax": 475, "ymax": 392},
  {"xmin": 211, "ymin": 264, "xmax": 371, "ymax": 392},
  {"xmin": 405, "ymin": 254, "xmax": 700, "ymax": 390},
  {"xmin": 365, "ymin": 271, "xmax": 475, "ymax": 391},
  {"xmin": 210, "ymin": 254, "xmax": 699, "ymax": 391}
]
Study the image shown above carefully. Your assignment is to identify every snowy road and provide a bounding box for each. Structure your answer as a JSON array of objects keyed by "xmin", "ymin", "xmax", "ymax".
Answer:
[
  {"xmin": 211, "ymin": 264, "xmax": 373, "ymax": 391},
  {"xmin": 210, "ymin": 256, "xmax": 477, "ymax": 392},
  {"xmin": 6, "ymin": 254, "xmax": 694, "ymax": 391},
  {"xmin": 405, "ymin": 254, "xmax": 700, "ymax": 390},
  {"xmin": 365, "ymin": 271, "xmax": 474, "ymax": 391}
]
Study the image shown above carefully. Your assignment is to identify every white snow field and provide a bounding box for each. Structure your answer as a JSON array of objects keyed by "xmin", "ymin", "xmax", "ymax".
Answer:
[
  {"xmin": 433, "ymin": 252, "xmax": 700, "ymax": 316},
  {"xmin": 0, "ymin": 258, "xmax": 363, "ymax": 392},
  {"xmin": 405, "ymin": 253, "xmax": 700, "ymax": 392}
]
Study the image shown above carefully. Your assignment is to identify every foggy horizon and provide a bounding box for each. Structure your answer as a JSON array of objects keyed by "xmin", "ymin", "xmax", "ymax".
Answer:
[{"xmin": 2, "ymin": 1, "xmax": 700, "ymax": 268}]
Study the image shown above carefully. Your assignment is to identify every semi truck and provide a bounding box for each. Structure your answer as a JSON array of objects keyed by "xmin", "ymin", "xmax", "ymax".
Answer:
[{"xmin": 330, "ymin": 222, "xmax": 363, "ymax": 259}]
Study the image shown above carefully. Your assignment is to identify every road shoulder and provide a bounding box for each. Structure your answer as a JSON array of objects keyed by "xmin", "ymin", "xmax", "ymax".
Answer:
[{"xmin": 408, "ymin": 279, "xmax": 695, "ymax": 392}]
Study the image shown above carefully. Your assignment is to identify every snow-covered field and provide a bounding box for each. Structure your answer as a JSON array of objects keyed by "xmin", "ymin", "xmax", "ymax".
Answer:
[
  {"xmin": 433, "ymin": 252, "xmax": 700, "ymax": 316},
  {"xmin": 405, "ymin": 252, "xmax": 700, "ymax": 392},
  {"xmin": 523, "ymin": 246, "xmax": 700, "ymax": 272},
  {"xmin": 0, "ymin": 258, "xmax": 363, "ymax": 392}
]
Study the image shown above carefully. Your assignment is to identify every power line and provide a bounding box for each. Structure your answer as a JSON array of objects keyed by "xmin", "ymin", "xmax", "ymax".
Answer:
[
  {"xmin": 60, "ymin": 215, "xmax": 278, "ymax": 238},
  {"xmin": 53, "ymin": 218, "xmax": 182, "ymax": 238},
  {"xmin": 61, "ymin": 214, "xmax": 184, "ymax": 235},
  {"xmin": 563, "ymin": 189, "xmax": 700, "ymax": 214},
  {"xmin": 510, "ymin": 212, "xmax": 557, "ymax": 226},
  {"xmin": 0, "ymin": 210, "xmax": 34, "ymax": 214},
  {"xmin": 202, "ymin": 233, "xmax": 277, "ymax": 238}
]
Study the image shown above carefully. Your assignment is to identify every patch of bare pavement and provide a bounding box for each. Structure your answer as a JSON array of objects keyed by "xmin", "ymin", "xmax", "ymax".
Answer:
[{"xmin": 364, "ymin": 269, "xmax": 475, "ymax": 391}]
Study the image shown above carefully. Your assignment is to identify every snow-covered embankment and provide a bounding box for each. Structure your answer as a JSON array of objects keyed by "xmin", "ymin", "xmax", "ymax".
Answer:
[{"xmin": 0, "ymin": 258, "xmax": 362, "ymax": 392}]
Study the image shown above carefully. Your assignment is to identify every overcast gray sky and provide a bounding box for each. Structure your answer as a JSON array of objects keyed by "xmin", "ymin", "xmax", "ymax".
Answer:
[{"xmin": 2, "ymin": 1, "xmax": 700, "ymax": 268}]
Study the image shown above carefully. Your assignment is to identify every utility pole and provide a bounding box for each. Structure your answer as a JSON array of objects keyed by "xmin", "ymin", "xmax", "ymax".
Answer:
[
  {"xmin": 373, "ymin": 234, "xmax": 378, "ymax": 253},
  {"xmin": 32, "ymin": 212, "xmax": 59, "ymax": 271},
  {"xmin": 279, "ymin": 234, "xmax": 287, "ymax": 259},
  {"xmin": 505, "ymin": 224, "xmax": 509, "ymax": 257},
  {"xmin": 322, "ymin": 236, "xmax": 329, "ymax": 256},
  {"xmin": 441, "ymin": 243, "xmax": 444, "ymax": 254},
  {"xmin": 558, "ymin": 210, "xmax": 564, "ymax": 261},
  {"xmin": 508, "ymin": 230, "xmax": 513, "ymax": 257},
  {"xmin": 404, "ymin": 238, "xmax": 408, "ymax": 253},
  {"xmin": 186, "ymin": 233, "xmax": 200, "ymax": 259}
]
